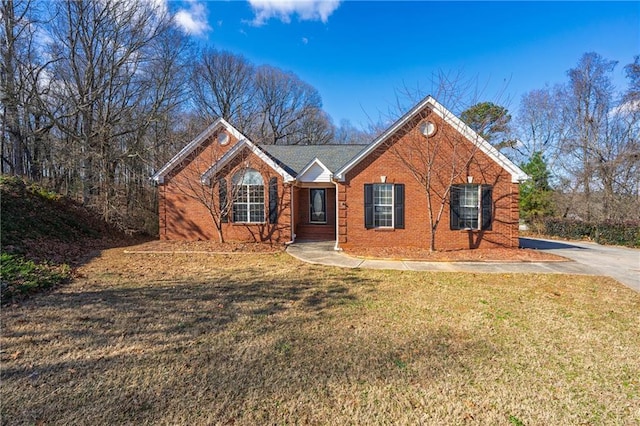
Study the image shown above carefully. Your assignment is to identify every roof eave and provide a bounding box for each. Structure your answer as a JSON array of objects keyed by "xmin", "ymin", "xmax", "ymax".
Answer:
[
  {"xmin": 150, "ymin": 118, "xmax": 247, "ymax": 183},
  {"xmin": 296, "ymin": 157, "xmax": 334, "ymax": 183},
  {"xmin": 334, "ymin": 95, "xmax": 528, "ymax": 184},
  {"xmin": 200, "ymin": 139, "xmax": 296, "ymax": 184},
  {"xmin": 334, "ymin": 96, "xmax": 437, "ymax": 180}
]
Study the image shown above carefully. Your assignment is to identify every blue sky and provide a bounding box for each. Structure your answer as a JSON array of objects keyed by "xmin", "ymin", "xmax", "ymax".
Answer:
[{"xmin": 167, "ymin": 1, "xmax": 639, "ymax": 129}]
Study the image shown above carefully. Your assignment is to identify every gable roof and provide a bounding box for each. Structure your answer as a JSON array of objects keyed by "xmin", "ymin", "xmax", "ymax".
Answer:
[
  {"xmin": 334, "ymin": 95, "xmax": 529, "ymax": 183},
  {"xmin": 151, "ymin": 118, "xmax": 247, "ymax": 184},
  {"xmin": 200, "ymin": 138, "xmax": 295, "ymax": 184},
  {"xmin": 262, "ymin": 144, "xmax": 367, "ymax": 176},
  {"xmin": 296, "ymin": 158, "xmax": 333, "ymax": 183}
]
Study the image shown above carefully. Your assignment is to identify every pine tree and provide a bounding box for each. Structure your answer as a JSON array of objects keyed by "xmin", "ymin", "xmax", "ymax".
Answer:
[{"xmin": 519, "ymin": 151, "xmax": 554, "ymax": 221}]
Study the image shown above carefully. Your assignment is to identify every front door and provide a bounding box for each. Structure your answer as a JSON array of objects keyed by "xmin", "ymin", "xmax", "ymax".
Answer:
[{"xmin": 309, "ymin": 188, "xmax": 326, "ymax": 223}]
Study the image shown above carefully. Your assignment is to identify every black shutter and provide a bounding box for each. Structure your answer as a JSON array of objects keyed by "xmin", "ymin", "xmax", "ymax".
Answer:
[
  {"xmin": 219, "ymin": 178, "xmax": 228, "ymax": 223},
  {"xmin": 450, "ymin": 185, "xmax": 461, "ymax": 230},
  {"xmin": 364, "ymin": 184, "xmax": 373, "ymax": 229},
  {"xmin": 394, "ymin": 184, "xmax": 404, "ymax": 229},
  {"xmin": 481, "ymin": 185, "xmax": 493, "ymax": 230},
  {"xmin": 269, "ymin": 177, "xmax": 278, "ymax": 224}
]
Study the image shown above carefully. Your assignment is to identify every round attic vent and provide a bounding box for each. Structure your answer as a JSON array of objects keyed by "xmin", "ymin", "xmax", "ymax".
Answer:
[
  {"xmin": 218, "ymin": 132, "xmax": 229, "ymax": 145},
  {"xmin": 419, "ymin": 121, "xmax": 436, "ymax": 137}
]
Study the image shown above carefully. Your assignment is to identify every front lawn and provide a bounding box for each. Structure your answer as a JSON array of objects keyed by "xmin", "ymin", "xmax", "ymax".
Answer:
[{"xmin": 1, "ymin": 248, "xmax": 638, "ymax": 424}]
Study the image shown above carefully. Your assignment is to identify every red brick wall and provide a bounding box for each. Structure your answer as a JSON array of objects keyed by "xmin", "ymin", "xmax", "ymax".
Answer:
[
  {"xmin": 294, "ymin": 187, "xmax": 336, "ymax": 240},
  {"xmin": 296, "ymin": 187, "xmax": 336, "ymax": 226},
  {"xmin": 158, "ymin": 131, "xmax": 292, "ymax": 243},
  {"xmin": 338, "ymin": 108, "xmax": 520, "ymax": 250},
  {"xmin": 157, "ymin": 109, "xmax": 520, "ymax": 249}
]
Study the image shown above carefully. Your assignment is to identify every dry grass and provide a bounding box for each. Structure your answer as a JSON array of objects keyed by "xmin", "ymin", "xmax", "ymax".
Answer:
[{"xmin": 1, "ymin": 247, "xmax": 639, "ymax": 425}]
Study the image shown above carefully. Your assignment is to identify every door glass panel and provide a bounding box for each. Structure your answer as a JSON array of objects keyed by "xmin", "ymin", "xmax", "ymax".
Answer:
[{"xmin": 310, "ymin": 189, "xmax": 326, "ymax": 223}]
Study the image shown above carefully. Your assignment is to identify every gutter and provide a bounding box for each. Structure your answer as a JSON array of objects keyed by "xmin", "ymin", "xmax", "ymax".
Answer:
[
  {"xmin": 286, "ymin": 183, "xmax": 296, "ymax": 245},
  {"xmin": 333, "ymin": 178, "xmax": 342, "ymax": 251}
]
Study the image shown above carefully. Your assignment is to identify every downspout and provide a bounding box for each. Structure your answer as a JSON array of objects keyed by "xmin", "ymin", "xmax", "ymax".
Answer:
[
  {"xmin": 333, "ymin": 177, "xmax": 342, "ymax": 251},
  {"xmin": 285, "ymin": 182, "xmax": 296, "ymax": 245}
]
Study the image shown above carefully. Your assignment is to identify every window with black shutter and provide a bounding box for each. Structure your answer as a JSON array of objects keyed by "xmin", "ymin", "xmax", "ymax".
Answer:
[
  {"xmin": 450, "ymin": 184, "xmax": 492, "ymax": 230},
  {"xmin": 394, "ymin": 184, "xmax": 404, "ymax": 229},
  {"xmin": 269, "ymin": 177, "xmax": 278, "ymax": 224},
  {"xmin": 481, "ymin": 186, "xmax": 492, "ymax": 230},
  {"xmin": 219, "ymin": 178, "xmax": 228, "ymax": 223},
  {"xmin": 364, "ymin": 184, "xmax": 374, "ymax": 229},
  {"xmin": 364, "ymin": 183, "xmax": 404, "ymax": 229}
]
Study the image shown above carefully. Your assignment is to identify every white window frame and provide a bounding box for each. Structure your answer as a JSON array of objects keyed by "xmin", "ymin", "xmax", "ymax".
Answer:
[
  {"xmin": 232, "ymin": 169, "xmax": 265, "ymax": 223},
  {"xmin": 373, "ymin": 183, "xmax": 394, "ymax": 228},
  {"xmin": 452, "ymin": 184, "xmax": 485, "ymax": 230}
]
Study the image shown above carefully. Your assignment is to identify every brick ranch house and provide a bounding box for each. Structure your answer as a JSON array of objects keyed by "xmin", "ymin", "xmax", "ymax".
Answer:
[{"xmin": 151, "ymin": 96, "xmax": 528, "ymax": 251}]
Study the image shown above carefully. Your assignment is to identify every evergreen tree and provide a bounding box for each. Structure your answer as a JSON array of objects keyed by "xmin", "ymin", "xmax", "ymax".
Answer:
[{"xmin": 519, "ymin": 151, "xmax": 554, "ymax": 221}]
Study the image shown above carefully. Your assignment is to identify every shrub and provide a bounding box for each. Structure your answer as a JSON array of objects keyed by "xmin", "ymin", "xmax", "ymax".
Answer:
[
  {"xmin": 0, "ymin": 253, "xmax": 71, "ymax": 304},
  {"xmin": 534, "ymin": 218, "xmax": 640, "ymax": 248}
]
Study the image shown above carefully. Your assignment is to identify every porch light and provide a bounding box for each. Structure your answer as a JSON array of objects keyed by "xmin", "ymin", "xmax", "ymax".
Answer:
[
  {"xmin": 380, "ymin": 175, "xmax": 387, "ymax": 183},
  {"xmin": 467, "ymin": 176, "xmax": 474, "ymax": 183}
]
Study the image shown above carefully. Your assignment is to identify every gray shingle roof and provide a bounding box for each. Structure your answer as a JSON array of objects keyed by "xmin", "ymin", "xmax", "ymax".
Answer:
[{"xmin": 261, "ymin": 145, "xmax": 368, "ymax": 177}]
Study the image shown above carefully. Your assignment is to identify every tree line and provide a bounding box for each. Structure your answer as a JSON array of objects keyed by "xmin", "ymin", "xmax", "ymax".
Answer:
[
  {"xmin": 514, "ymin": 53, "xmax": 639, "ymax": 224},
  {"xmin": 2, "ymin": 0, "xmax": 638, "ymax": 234},
  {"xmin": 1, "ymin": 0, "xmax": 352, "ymax": 232}
]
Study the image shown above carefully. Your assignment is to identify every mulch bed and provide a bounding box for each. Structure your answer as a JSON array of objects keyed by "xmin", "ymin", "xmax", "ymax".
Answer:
[
  {"xmin": 126, "ymin": 240, "xmax": 567, "ymax": 262},
  {"xmin": 125, "ymin": 240, "xmax": 285, "ymax": 254},
  {"xmin": 343, "ymin": 246, "xmax": 569, "ymax": 262}
]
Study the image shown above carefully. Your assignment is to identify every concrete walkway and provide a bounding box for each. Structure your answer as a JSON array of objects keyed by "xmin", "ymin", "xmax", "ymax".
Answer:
[{"xmin": 286, "ymin": 238, "xmax": 640, "ymax": 292}]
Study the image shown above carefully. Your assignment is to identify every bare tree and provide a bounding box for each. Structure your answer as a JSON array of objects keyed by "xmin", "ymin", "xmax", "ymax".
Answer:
[
  {"xmin": 188, "ymin": 53, "xmax": 334, "ymax": 145},
  {"xmin": 295, "ymin": 108, "xmax": 334, "ymax": 145},
  {"xmin": 45, "ymin": 0, "xmax": 182, "ymax": 224},
  {"xmin": 169, "ymin": 140, "xmax": 247, "ymax": 243},
  {"xmin": 515, "ymin": 53, "xmax": 640, "ymax": 222},
  {"xmin": 120, "ymin": 24, "xmax": 193, "ymax": 232},
  {"xmin": 561, "ymin": 52, "xmax": 618, "ymax": 221},
  {"xmin": 385, "ymin": 72, "xmax": 512, "ymax": 251},
  {"xmin": 513, "ymin": 86, "xmax": 566, "ymax": 167},
  {"xmin": 623, "ymin": 55, "xmax": 640, "ymax": 104},
  {"xmin": 253, "ymin": 65, "xmax": 331, "ymax": 145},
  {"xmin": 1, "ymin": 0, "xmax": 55, "ymax": 177},
  {"xmin": 166, "ymin": 136, "xmax": 288, "ymax": 243},
  {"xmin": 334, "ymin": 119, "xmax": 373, "ymax": 144},
  {"xmin": 189, "ymin": 48, "xmax": 256, "ymax": 132}
]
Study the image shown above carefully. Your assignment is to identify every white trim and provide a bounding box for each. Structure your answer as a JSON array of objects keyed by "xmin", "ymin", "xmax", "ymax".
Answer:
[
  {"xmin": 151, "ymin": 118, "xmax": 246, "ymax": 184},
  {"xmin": 372, "ymin": 183, "xmax": 394, "ymax": 229},
  {"xmin": 200, "ymin": 138, "xmax": 295, "ymax": 185},
  {"xmin": 334, "ymin": 96, "xmax": 528, "ymax": 183},
  {"xmin": 297, "ymin": 157, "xmax": 333, "ymax": 183},
  {"xmin": 290, "ymin": 184, "xmax": 296, "ymax": 244},
  {"xmin": 333, "ymin": 180, "xmax": 341, "ymax": 251},
  {"xmin": 231, "ymin": 174, "xmax": 265, "ymax": 224}
]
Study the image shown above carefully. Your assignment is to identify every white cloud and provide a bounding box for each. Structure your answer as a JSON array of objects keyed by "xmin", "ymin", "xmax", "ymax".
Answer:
[
  {"xmin": 174, "ymin": 1, "xmax": 211, "ymax": 35},
  {"xmin": 302, "ymin": 37, "xmax": 309, "ymax": 44},
  {"xmin": 248, "ymin": 0, "xmax": 341, "ymax": 26},
  {"xmin": 610, "ymin": 99, "xmax": 640, "ymax": 118},
  {"xmin": 146, "ymin": 0, "xmax": 211, "ymax": 35}
]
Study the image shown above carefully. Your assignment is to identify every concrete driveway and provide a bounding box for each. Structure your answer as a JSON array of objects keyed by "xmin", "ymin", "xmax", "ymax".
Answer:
[
  {"xmin": 519, "ymin": 237, "xmax": 640, "ymax": 291},
  {"xmin": 286, "ymin": 238, "xmax": 640, "ymax": 292}
]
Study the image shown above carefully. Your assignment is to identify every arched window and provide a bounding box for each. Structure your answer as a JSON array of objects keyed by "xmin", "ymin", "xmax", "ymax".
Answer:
[{"xmin": 232, "ymin": 168, "xmax": 264, "ymax": 223}]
